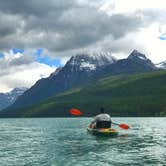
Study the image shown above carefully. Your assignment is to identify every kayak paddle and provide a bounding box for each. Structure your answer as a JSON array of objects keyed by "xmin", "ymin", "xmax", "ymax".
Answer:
[
  {"xmin": 69, "ymin": 108, "xmax": 130, "ymax": 129},
  {"xmin": 70, "ymin": 108, "xmax": 83, "ymax": 116},
  {"xmin": 112, "ymin": 122, "xmax": 130, "ymax": 130}
]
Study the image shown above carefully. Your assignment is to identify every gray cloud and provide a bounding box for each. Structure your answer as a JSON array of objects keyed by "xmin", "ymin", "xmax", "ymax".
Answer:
[
  {"xmin": 0, "ymin": 12, "xmax": 24, "ymax": 38},
  {"xmin": 0, "ymin": 0, "xmax": 165, "ymax": 57},
  {"xmin": 10, "ymin": 55, "xmax": 34, "ymax": 66},
  {"xmin": 0, "ymin": 53, "xmax": 34, "ymax": 74},
  {"xmin": 0, "ymin": 0, "xmax": 74, "ymax": 17}
]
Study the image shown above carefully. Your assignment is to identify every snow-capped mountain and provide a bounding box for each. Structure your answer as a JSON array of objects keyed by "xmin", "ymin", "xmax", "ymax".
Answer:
[
  {"xmin": 8, "ymin": 52, "xmax": 117, "ymax": 109},
  {"xmin": 128, "ymin": 50, "xmax": 148, "ymax": 60},
  {"xmin": 96, "ymin": 50, "xmax": 157, "ymax": 76},
  {"xmin": 155, "ymin": 61, "xmax": 166, "ymax": 69},
  {"xmin": 9, "ymin": 50, "xmax": 156, "ymax": 110},
  {"xmin": 68, "ymin": 52, "xmax": 116, "ymax": 71},
  {"xmin": 0, "ymin": 87, "xmax": 27, "ymax": 110},
  {"xmin": 128, "ymin": 50, "xmax": 156, "ymax": 69}
]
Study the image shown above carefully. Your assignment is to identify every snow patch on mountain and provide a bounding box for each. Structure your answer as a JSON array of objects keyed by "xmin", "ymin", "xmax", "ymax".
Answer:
[
  {"xmin": 128, "ymin": 50, "xmax": 148, "ymax": 61},
  {"xmin": 155, "ymin": 61, "xmax": 166, "ymax": 69},
  {"xmin": 80, "ymin": 62, "xmax": 96, "ymax": 70},
  {"xmin": 0, "ymin": 87, "xmax": 27, "ymax": 110},
  {"xmin": 68, "ymin": 52, "xmax": 117, "ymax": 71},
  {"xmin": 137, "ymin": 55, "xmax": 146, "ymax": 60}
]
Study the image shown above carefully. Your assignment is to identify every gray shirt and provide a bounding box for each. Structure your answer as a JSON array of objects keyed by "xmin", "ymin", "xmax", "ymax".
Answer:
[{"xmin": 93, "ymin": 113, "xmax": 111, "ymax": 122}]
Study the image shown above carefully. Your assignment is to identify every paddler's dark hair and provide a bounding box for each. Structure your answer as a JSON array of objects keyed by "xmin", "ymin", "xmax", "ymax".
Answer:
[{"xmin": 100, "ymin": 107, "xmax": 105, "ymax": 113}]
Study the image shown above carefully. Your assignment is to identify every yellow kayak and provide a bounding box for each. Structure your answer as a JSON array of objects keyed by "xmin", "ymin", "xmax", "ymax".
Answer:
[{"xmin": 87, "ymin": 127, "xmax": 118, "ymax": 137}]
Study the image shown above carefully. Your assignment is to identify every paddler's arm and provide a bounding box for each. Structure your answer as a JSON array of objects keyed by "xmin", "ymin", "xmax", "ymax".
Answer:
[
  {"xmin": 90, "ymin": 116, "xmax": 98, "ymax": 127},
  {"xmin": 91, "ymin": 115, "xmax": 99, "ymax": 123}
]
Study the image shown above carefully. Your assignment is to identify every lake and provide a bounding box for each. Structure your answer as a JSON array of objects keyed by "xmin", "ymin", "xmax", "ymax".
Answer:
[{"xmin": 0, "ymin": 118, "xmax": 165, "ymax": 166}]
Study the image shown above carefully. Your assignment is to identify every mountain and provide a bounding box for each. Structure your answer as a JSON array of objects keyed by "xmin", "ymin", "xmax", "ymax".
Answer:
[
  {"xmin": 128, "ymin": 50, "xmax": 156, "ymax": 69},
  {"xmin": 1, "ymin": 70, "xmax": 166, "ymax": 117},
  {"xmin": 7, "ymin": 50, "xmax": 157, "ymax": 111},
  {"xmin": 96, "ymin": 50, "xmax": 156, "ymax": 77},
  {"xmin": 9, "ymin": 52, "xmax": 116, "ymax": 109},
  {"xmin": 0, "ymin": 88, "xmax": 27, "ymax": 110},
  {"xmin": 155, "ymin": 61, "xmax": 166, "ymax": 69}
]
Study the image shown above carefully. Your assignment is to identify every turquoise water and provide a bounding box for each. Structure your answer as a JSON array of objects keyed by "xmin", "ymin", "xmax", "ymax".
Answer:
[{"xmin": 0, "ymin": 118, "xmax": 165, "ymax": 166}]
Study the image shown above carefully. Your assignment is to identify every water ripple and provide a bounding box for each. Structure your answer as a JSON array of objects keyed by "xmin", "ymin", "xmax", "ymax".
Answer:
[{"xmin": 0, "ymin": 118, "xmax": 165, "ymax": 166}]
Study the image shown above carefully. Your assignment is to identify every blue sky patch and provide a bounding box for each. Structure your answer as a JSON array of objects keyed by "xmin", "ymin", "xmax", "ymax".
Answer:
[
  {"xmin": 12, "ymin": 48, "xmax": 24, "ymax": 54},
  {"xmin": 0, "ymin": 53, "xmax": 4, "ymax": 58},
  {"xmin": 34, "ymin": 48, "xmax": 62, "ymax": 67},
  {"xmin": 35, "ymin": 48, "xmax": 43, "ymax": 56},
  {"xmin": 159, "ymin": 33, "xmax": 166, "ymax": 40}
]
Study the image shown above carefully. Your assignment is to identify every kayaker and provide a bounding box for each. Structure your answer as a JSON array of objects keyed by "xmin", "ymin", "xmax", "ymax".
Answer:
[{"xmin": 90, "ymin": 107, "xmax": 112, "ymax": 129}]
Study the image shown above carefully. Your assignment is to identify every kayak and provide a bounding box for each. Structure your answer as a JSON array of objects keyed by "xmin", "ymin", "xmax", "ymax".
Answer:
[{"xmin": 87, "ymin": 127, "xmax": 118, "ymax": 137}]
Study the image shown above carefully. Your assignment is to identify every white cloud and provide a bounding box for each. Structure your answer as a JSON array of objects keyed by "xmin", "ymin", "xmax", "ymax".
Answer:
[
  {"xmin": 0, "ymin": 51, "xmax": 56, "ymax": 93},
  {"xmin": 0, "ymin": 0, "xmax": 166, "ymax": 93},
  {"xmin": 122, "ymin": 23, "xmax": 166, "ymax": 63},
  {"xmin": 100, "ymin": 0, "xmax": 166, "ymax": 15},
  {"xmin": 98, "ymin": 0, "xmax": 166, "ymax": 63}
]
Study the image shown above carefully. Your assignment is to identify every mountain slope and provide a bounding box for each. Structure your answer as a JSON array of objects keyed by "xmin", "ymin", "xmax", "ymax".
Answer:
[
  {"xmin": 96, "ymin": 50, "xmax": 156, "ymax": 77},
  {"xmin": 1, "ymin": 70, "xmax": 166, "ymax": 117},
  {"xmin": 8, "ymin": 50, "xmax": 157, "ymax": 110},
  {"xmin": 0, "ymin": 88, "xmax": 27, "ymax": 110},
  {"xmin": 8, "ymin": 52, "xmax": 117, "ymax": 109}
]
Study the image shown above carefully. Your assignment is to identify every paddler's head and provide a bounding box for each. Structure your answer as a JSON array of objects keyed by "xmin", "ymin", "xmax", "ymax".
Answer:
[{"xmin": 100, "ymin": 107, "xmax": 105, "ymax": 113}]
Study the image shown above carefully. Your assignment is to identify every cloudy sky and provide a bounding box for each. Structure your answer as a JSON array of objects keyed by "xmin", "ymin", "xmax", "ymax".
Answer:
[{"xmin": 0, "ymin": 0, "xmax": 166, "ymax": 92}]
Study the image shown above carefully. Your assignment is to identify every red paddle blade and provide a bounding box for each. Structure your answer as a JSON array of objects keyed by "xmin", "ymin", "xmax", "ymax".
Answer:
[
  {"xmin": 119, "ymin": 124, "xmax": 130, "ymax": 130},
  {"xmin": 70, "ymin": 108, "xmax": 83, "ymax": 116}
]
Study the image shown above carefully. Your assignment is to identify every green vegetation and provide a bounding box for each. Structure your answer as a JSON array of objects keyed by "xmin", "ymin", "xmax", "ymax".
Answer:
[{"xmin": 1, "ymin": 70, "xmax": 166, "ymax": 117}]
